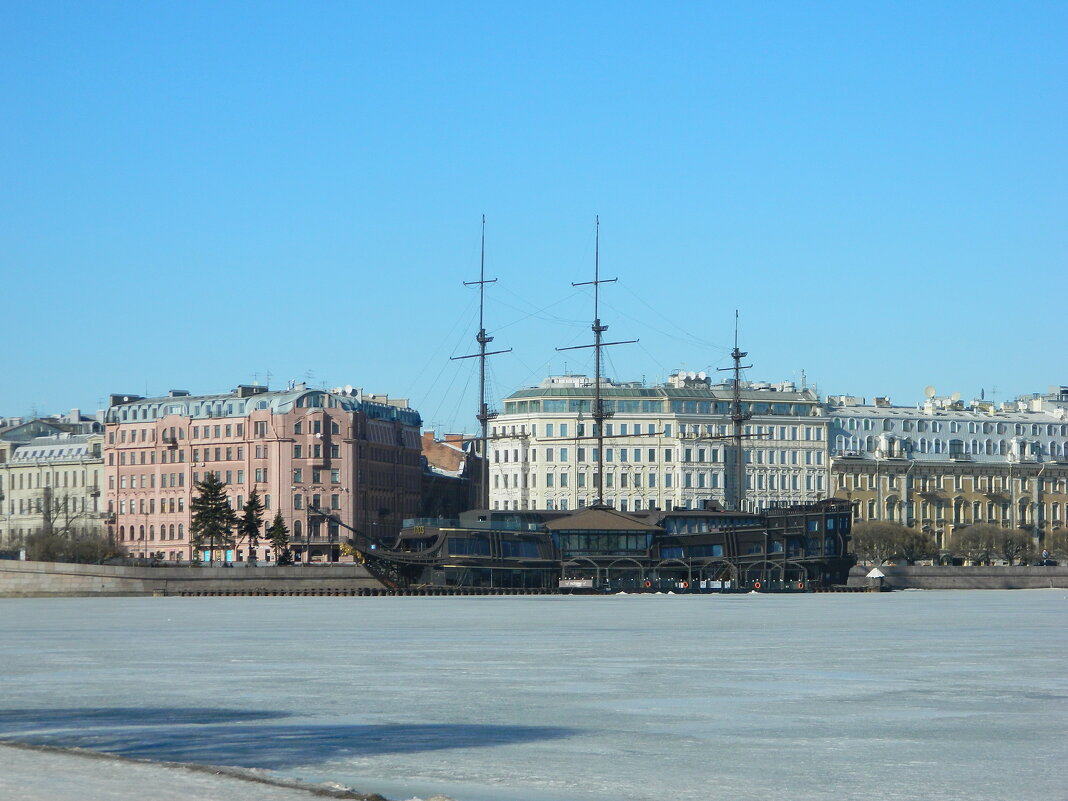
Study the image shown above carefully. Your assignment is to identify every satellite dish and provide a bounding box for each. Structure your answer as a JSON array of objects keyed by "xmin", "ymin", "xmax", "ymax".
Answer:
[
  {"xmin": 698, "ymin": 371, "xmax": 706, "ymax": 380},
  {"xmin": 923, "ymin": 386, "xmax": 936, "ymax": 399},
  {"xmin": 344, "ymin": 384, "xmax": 353, "ymax": 395},
  {"xmin": 951, "ymin": 391, "xmax": 961, "ymax": 402},
  {"xmin": 689, "ymin": 371, "xmax": 697, "ymax": 380}
]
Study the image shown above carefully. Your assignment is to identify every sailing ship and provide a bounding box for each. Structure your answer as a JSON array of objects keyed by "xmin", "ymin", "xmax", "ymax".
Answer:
[{"xmin": 315, "ymin": 218, "xmax": 855, "ymax": 591}]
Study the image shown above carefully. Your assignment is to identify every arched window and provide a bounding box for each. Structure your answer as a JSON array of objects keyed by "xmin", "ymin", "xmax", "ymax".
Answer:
[
  {"xmin": 178, "ymin": 523, "xmax": 184, "ymax": 540},
  {"xmin": 119, "ymin": 525, "xmax": 125, "ymax": 540},
  {"xmin": 149, "ymin": 525, "xmax": 154, "ymax": 540},
  {"xmin": 294, "ymin": 519, "xmax": 303, "ymax": 537},
  {"xmin": 139, "ymin": 525, "xmax": 145, "ymax": 540}
]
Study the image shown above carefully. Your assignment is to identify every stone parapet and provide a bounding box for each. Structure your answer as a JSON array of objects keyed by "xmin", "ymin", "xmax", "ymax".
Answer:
[
  {"xmin": 0, "ymin": 560, "xmax": 382, "ymax": 597},
  {"xmin": 847, "ymin": 564, "xmax": 1068, "ymax": 590}
]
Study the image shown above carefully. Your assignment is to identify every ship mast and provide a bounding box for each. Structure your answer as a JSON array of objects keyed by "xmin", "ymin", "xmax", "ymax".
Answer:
[
  {"xmin": 557, "ymin": 217, "xmax": 637, "ymax": 507},
  {"xmin": 452, "ymin": 216, "xmax": 511, "ymax": 509},
  {"xmin": 718, "ymin": 311, "xmax": 752, "ymax": 511}
]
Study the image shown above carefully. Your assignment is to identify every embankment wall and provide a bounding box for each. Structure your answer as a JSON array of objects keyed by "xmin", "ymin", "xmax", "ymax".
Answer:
[
  {"xmin": 0, "ymin": 560, "xmax": 383, "ymax": 597},
  {"xmin": 847, "ymin": 564, "xmax": 1068, "ymax": 590}
]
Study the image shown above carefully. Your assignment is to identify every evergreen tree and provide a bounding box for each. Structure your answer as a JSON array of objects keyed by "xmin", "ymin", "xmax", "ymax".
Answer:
[
  {"xmin": 238, "ymin": 488, "xmax": 265, "ymax": 564},
  {"xmin": 189, "ymin": 471, "xmax": 236, "ymax": 565},
  {"xmin": 267, "ymin": 511, "xmax": 293, "ymax": 566}
]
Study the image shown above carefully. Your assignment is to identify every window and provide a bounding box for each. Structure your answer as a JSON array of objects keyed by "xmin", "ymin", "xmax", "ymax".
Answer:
[
  {"xmin": 330, "ymin": 445, "xmax": 340, "ymax": 458},
  {"xmin": 331, "ymin": 469, "xmax": 340, "ymax": 483},
  {"xmin": 293, "ymin": 445, "xmax": 302, "ymax": 458},
  {"xmin": 293, "ymin": 468, "xmax": 303, "ymax": 483}
]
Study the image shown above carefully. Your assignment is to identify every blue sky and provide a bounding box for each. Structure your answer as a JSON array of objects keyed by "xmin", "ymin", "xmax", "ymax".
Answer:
[{"xmin": 2, "ymin": 2, "xmax": 1065, "ymax": 430}]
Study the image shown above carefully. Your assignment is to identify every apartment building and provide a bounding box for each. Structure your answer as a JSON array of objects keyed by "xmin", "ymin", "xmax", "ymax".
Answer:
[
  {"xmin": 105, "ymin": 383, "xmax": 423, "ymax": 562},
  {"xmin": 828, "ymin": 387, "xmax": 1068, "ymax": 548},
  {"xmin": 489, "ymin": 372, "xmax": 830, "ymax": 513},
  {"xmin": 0, "ymin": 412, "xmax": 106, "ymax": 548}
]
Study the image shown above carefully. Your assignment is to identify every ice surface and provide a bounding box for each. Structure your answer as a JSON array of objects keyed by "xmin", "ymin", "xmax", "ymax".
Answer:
[{"xmin": 1, "ymin": 591, "xmax": 1066, "ymax": 801}]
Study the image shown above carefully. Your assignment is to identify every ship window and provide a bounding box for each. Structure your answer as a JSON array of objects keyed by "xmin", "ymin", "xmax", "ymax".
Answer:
[
  {"xmin": 447, "ymin": 537, "xmax": 491, "ymax": 556},
  {"xmin": 688, "ymin": 544, "xmax": 723, "ymax": 557},
  {"xmin": 501, "ymin": 540, "xmax": 540, "ymax": 558}
]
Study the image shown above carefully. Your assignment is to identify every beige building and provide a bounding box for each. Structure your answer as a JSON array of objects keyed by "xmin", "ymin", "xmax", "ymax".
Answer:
[
  {"xmin": 828, "ymin": 388, "xmax": 1068, "ymax": 548},
  {"xmin": 0, "ymin": 423, "xmax": 106, "ymax": 548}
]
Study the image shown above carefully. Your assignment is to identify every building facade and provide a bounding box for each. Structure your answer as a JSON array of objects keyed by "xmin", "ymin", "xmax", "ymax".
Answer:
[
  {"xmin": 105, "ymin": 384, "xmax": 423, "ymax": 562},
  {"xmin": 828, "ymin": 388, "xmax": 1068, "ymax": 548},
  {"xmin": 0, "ymin": 432, "xmax": 106, "ymax": 548},
  {"xmin": 0, "ymin": 412, "xmax": 106, "ymax": 548},
  {"xmin": 420, "ymin": 431, "xmax": 483, "ymax": 519},
  {"xmin": 488, "ymin": 373, "xmax": 830, "ymax": 513}
]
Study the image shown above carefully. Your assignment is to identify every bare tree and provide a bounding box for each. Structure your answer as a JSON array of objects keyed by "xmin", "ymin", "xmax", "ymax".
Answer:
[
  {"xmin": 998, "ymin": 528, "xmax": 1033, "ymax": 565},
  {"xmin": 951, "ymin": 524, "xmax": 1000, "ymax": 565},
  {"xmin": 851, "ymin": 521, "xmax": 902, "ymax": 565}
]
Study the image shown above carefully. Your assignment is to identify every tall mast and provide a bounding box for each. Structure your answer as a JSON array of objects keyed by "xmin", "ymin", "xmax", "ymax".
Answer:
[
  {"xmin": 718, "ymin": 311, "xmax": 752, "ymax": 511},
  {"xmin": 557, "ymin": 217, "xmax": 637, "ymax": 507},
  {"xmin": 452, "ymin": 215, "xmax": 510, "ymax": 509}
]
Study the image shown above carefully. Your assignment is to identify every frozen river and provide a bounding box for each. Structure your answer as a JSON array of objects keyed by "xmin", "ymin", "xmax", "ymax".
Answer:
[{"xmin": 1, "ymin": 591, "xmax": 1065, "ymax": 801}]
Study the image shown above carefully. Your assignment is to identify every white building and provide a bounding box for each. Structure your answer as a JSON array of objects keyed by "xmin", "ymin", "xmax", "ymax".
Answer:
[{"xmin": 489, "ymin": 373, "xmax": 831, "ymax": 513}]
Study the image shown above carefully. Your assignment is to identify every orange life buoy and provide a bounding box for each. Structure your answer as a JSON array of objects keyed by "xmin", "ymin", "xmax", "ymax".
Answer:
[
  {"xmin": 797, "ymin": 581, "xmax": 805, "ymax": 590},
  {"xmin": 680, "ymin": 580, "xmax": 689, "ymax": 589},
  {"xmin": 643, "ymin": 580, "xmax": 652, "ymax": 588},
  {"xmin": 753, "ymin": 581, "xmax": 762, "ymax": 590}
]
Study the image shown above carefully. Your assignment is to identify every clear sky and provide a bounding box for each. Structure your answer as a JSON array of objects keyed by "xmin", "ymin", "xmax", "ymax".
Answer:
[{"xmin": 2, "ymin": 2, "xmax": 1065, "ymax": 431}]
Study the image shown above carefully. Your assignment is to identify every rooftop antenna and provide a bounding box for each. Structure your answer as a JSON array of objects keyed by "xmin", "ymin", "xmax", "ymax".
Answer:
[
  {"xmin": 717, "ymin": 311, "xmax": 752, "ymax": 511},
  {"xmin": 557, "ymin": 216, "xmax": 637, "ymax": 507},
  {"xmin": 451, "ymin": 215, "xmax": 511, "ymax": 509}
]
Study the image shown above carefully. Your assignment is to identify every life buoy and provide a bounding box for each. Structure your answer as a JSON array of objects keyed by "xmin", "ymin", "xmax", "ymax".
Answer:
[
  {"xmin": 643, "ymin": 580, "xmax": 652, "ymax": 589},
  {"xmin": 680, "ymin": 581, "xmax": 689, "ymax": 589},
  {"xmin": 797, "ymin": 581, "xmax": 805, "ymax": 590},
  {"xmin": 753, "ymin": 581, "xmax": 762, "ymax": 590}
]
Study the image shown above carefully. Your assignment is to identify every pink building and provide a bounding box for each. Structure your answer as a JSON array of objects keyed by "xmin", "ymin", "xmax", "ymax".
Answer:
[{"xmin": 105, "ymin": 384, "xmax": 423, "ymax": 563}]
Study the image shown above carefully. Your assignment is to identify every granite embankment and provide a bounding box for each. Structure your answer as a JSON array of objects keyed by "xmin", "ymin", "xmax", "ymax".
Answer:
[
  {"xmin": 0, "ymin": 560, "xmax": 384, "ymax": 597},
  {"xmin": 847, "ymin": 564, "xmax": 1068, "ymax": 590}
]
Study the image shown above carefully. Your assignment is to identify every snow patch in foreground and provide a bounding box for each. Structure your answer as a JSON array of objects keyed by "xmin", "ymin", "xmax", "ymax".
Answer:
[{"xmin": 0, "ymin": 742, "xmax": 456, "ymax": 801}]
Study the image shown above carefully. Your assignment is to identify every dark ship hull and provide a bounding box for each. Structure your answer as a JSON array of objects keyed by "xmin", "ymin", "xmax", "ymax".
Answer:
[{"xmin": 356, "ymin": 499, "xmax": 854, "ymax": 593}]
